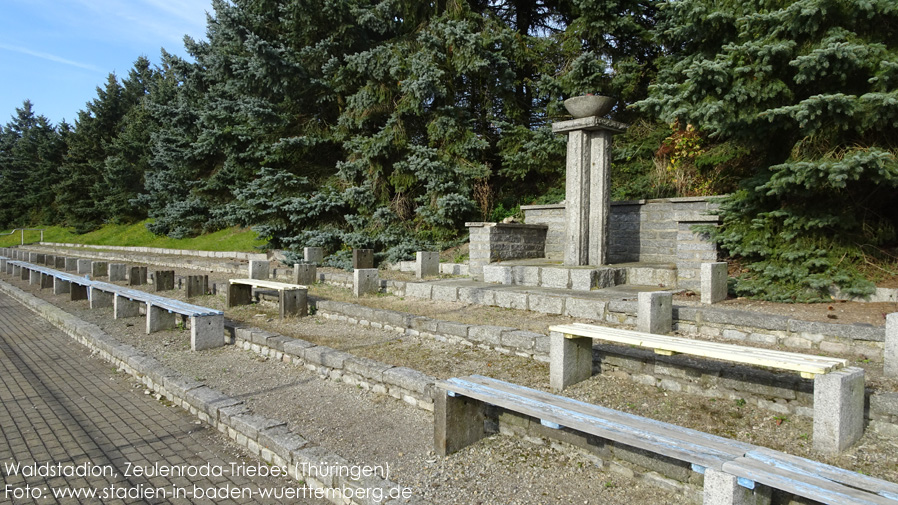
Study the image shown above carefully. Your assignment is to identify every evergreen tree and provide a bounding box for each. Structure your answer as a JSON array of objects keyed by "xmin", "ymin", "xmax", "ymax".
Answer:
[{"xmin": 641, "ymin": 0, "xmax": 898, "ymax": 301}]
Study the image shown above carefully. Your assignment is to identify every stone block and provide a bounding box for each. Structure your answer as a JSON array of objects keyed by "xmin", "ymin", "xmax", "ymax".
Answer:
[
  {"xmin": 114, "ymin": 295, "xmax": 141, "ymax": 319},
  {"xmin": 192, "ymin": 314, "xmax": 225, "ymax": 351},
  {"xmin": 65, "ymin": 257, "xmax": 78, "ymax": 272},
  {"xmin": 353, "ymin": 249, "xmax": 374, "ymax": 269},
  {"xmin": 53, "ymin": 278, "xmax": 71, "ymax": 295},
  {"xmin": 701, "ymin": 262, "xmax": 728, "ymax": 304},
  {"xmin": 528, "ymin": 294, "xmax": 563, "ymax": 315},
  {"xmin": 483, "ymin": 265, "xmax": 513, "ymax": 284},
  {"xmin": 886, "ymin": 313, "xmax": 898, "ymax": 377},
  {"xmin": 91, "ymin": 261, "xmax": 108, "ymax": 278},
  {"xmin": 541, "ymin": 267, "xmax": 570, "ymax": 289},
  {"xmin": 76, "ymin": 259, "xmax": 92, "ymax": 275},
  {"xmin": 55, "ymin": 256, "xmax": 66, "ymax": 269},
  {"xmin": 415, "ymin": 251, "xmax": 440, "ymax": 278},
  {"xmin": 147, "ymin": 305, "xmax": 176, "ymax": 333},
  {"xmin": 128, "ymin": 266, "xmax": 147, "ymax": 286},
  {"xmin": 434, "ymin": 390, "xmax": 488, "ymax": 456},
  {"xmin": 432, "ymin": 284, "xmax": 459, "ymax": 302},
  {"xmin": 353, "ymin": 268, "xmax": 379, "ymax": 297},
  {"xmin": 405, "ymin": 282, "xmax": 432, "ymax": 300},
  {"xmin": 280, "ymin": 288, "xmax": 308, "ymax": 318},
  {"xmin": 249, "ymin": 260, "xmax": 269, "ymax": 280},
  {"xmin": 293, "ymin": 263, "xmax": 317, "ymax": 286},
  {"xmin": 153, "ymin": 270, "xmax": 175, "ymax": 292},
  {"xmin": 303, "ymin": 247, "xmax": 324, "ymax": 264},
  {"xmin": 703, "ymin": 468, "xmax": 771, "ymax": 505},
  {"xmin": 564, "ymin": 298, "xmax": 606, "ymax": 320},
  {"xmin": 108, "ymin": 263, "xmax": 127, "ymax": 282},
  {"xmin": 569, "ymin": 268, "xmax": 596, "ymax": 291},
  {"xmin": 550, "ymin": 331, "xmax": 593, "ymax": 391},
  {"xmin": 186, "ymin": 275, "xmax": 209, "ymax": 298},
  {"xmin": 89, "ymin": 287, "xmax": 113, "ymax": 309},
  {"xmin": 813, "ymin": 367, "xmax": 865, "ymax": 454},
  {"xmin": 637, "ymin": 291, "xmax": 673, "ymax": 334},
  {"xmin": 495, "ymin": 290, "xmax": 528, "ymax": 310}
]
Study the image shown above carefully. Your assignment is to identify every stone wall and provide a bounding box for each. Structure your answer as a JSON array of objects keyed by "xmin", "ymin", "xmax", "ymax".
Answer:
[
  {"xmin": 466, "ymin": 222, "xmax": 548, "ymax": 280},
  {"xmin": 521, "ymin": 197, "xmax": 721, "ymax": 291}
]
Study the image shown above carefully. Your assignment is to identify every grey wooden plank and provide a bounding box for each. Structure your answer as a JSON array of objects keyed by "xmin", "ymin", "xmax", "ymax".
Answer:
[
  {"xmin": 463, "ymin": 375, "xmax": 754, "ymax": 456},
  {"xmin": 722, "ymin": 457, "xmax": 897, "ymax": 505},
  {"xmin": 745, "ymin": 449, "xmax": 898, "ymax": 500},
  {"xmin": 441, "ymin": 377, "xmax": 742, "ymax": 469}
]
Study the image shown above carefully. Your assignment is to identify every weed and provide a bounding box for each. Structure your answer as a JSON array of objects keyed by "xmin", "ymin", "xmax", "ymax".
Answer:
[{"xmin": 734, "ymin": 398, "xmax": 746, "ymax": 407}]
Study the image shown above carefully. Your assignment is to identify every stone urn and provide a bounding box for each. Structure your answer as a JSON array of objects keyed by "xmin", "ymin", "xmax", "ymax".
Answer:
[{"xmin": 563, "ymin": 95, "xmax": 615, "ymax": 118}]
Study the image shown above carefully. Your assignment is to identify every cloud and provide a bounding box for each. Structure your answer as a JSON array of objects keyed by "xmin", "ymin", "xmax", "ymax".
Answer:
[{"xmin": 0, "ymin": 43, "xmax": 103, "ymax": 72}]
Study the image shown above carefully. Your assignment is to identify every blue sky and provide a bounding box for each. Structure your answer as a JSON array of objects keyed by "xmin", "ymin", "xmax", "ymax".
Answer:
[{"xmin": 1, "ymin": 0, "xmax": 212, "ymax": 127}]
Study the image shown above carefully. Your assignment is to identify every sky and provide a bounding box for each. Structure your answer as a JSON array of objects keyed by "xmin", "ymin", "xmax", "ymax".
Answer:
[{"xmin": 1, "ymin": 0, "xmax": 213, "ymax": 127}]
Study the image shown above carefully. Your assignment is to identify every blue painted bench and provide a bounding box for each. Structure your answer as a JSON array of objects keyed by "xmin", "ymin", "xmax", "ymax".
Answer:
[{"xmin": 436, "ymin": 375, "xmax": 898, "ymax": 505}]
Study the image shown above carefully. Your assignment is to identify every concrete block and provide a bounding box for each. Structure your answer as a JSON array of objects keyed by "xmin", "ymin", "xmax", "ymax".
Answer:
[
  {"xmin": 76, "ymin": 259, "xmax": 92, "ymax": 274},
  {"xmin": 91, "ymin": 261, "xmax": 108, "ymax": 278},
  {"xmin": 280, "ymin": 288, "xmax": 308, "ymax": 318},
  {"xmin": 249, "ymin": 260, "xmax": 270, "ymax": 280},
  {"xmin": 65, "ymin": 257, "xmax": 78, "ymax": 272},
  {"xmin": 186, "ymin": 275, "xmax": 209, "ymax": 298},
  {"xmin": 192, "ymin": 314, "xmax": 225, "ymax": 351},
  {"xmin": 813, "ymin": 367, "xmax": 865, "ymax": 454},
  {"xmin": 293, "ymin": 263, "xmax": 317, "ymax": 286},
  {"xmin": 353, "ymin": 249, "xmax": 374, "ymax": 269},
  {"xmin": 89, "ymin": 288, "xmax": 113, "ymax": 309},
  {"xmin": 434, "ymin": 390, "xmax": 488, "ymax": 456},
  {"xmin": 29, "ymin": 269, "xmax": 40, "ymax": 285},
  {"xmin": 40, "ymin": 273, "xmax": 53, "ymax": 289},
  {"xmin": 637, "ymin": 291, "xmax": 673, "ymax": 334},
  {"xmin": 147, "ymin": 305, "xmax": 176, "ymax": 333},
  {"xmin": 304, "ymin": 247, "xmax": 324, "ymax": 264},
  {"xmin": 701, "ymin": 262, "xmax": 728, "ymax": 304},
  {"xmin": 71, "ymin": 283, "xmax": 88, "ymax": 301},
  {"xmin": 55, "ymin": 256, "xmax": 66, "ymax": 269},
  {"xmin": 353, "ymin": 268, "xmax": 379, "ymax": 297},
  {"xmin": 227, "ymin": 283, "xmax": 253, "ymax": 307},
  {"xmin": 886, "ymin": 313, "xmax": 898, "ymax": 377},
  {"xmin": 153, "ymin": 270, "xmax": 175, "ymax": 291},
  {"xmin": 702, "ymin": 468, "xmax": 771, "ymax": 505},
  {"xmin": 108, "ymin": 263, "xmax": 127, "ymax": 282},
  {"xmin": 53, "ymin": 278, "xmax": 71, "ymax": 295},
  {"xmin": 128, "ymin": 266, "xmax": 147, "ymax": 286},
  {"xmin": 483, "ymin": 265, "xmax": 513, "ymax": 284},
  {"xmin": 415, "ymin": 251, "xmax": 440, "ymax": 278},
  {"xmin": 550, "ymin": 331, "xmax": 594, "ymax": 391},
  {"xmin": 114, "ymin": 295, "xmax": 141, "ymax": 319},
  {"xmin": 45, "ymin": 254, "xmax": 55, "ymax": 266}
]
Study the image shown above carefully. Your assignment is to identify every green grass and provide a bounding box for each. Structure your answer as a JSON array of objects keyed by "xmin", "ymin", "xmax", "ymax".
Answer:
[{"xmin": 0, "ymin": 220, "xmax": 268, "ymax": 251}]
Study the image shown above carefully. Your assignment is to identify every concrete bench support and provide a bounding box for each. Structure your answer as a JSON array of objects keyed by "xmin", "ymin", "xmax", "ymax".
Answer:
[
  {"xmin": 703, "ymin": 468, "xmax": 771, "ymax": 505},
  {"xmin": 191, "ymin": 314, "xmax": 225, "ymax": 351},
  {"xmin": 249, "ymin": 260, "xmax": 269, "ymax": 280},
  {"xmin": 71, "ymin": 283, "xmax": 88, "ymax": 301},
  {"xmin": 76, "ymin": 259, "xmax": 92, "ymax": 275},
  {"xmin": 108, "ymin": 263, "xmax": 127, "ymax": 282},
  {"xmin": 279, "ymin": 289, "xmax": 308, "ymax": 318},
  {"xmin": 21, "ymin": 266, "xmax": 30, "ymax": 281},
  {"xmin": 227, "ymin": 283, "xmax": 253, "ymax": 307},
  {"xmin": 293, "ymin": 263, "xmax": 317, "ymax": 286},
  {"xmin": 153, "ymin": 270, "xmax": 175, "ymax": 292},
  {"xmin": 416, "ymin": 251, "xmax": 440, "ymax": 279},
  {"xmin": 55, "ymin": 256, "xmax": 66, "ymax": 269},
  {"xmin": 186, "ymin": 275, "xmax": 209, "ymax": 298},
  {"xmin": 114, "ymin": 295, "xmax": 142, "ymax": 319},
  {"xmin": 53, "ymin": 278, "xmax": 71, "ymax": 295},
  {"xmin": 549, "ymin": 331, "xmax": 594, "ymax": 391},
  {"xmin": 813, "ymin": 367, "xmax": 865, "ymax": 454},
  {"xmin": 353, "ymin": 268, "xmax": 379, "ymax": 297},
  {"xmin": 886, "ymin": 313, "xmax": 898, "ymax": 378},
  {"xmin": 304, "ymin": 247, "xmax": 323, "ymax": 264},
  {"xmin": 40, "ymin": 272, "xmax": 54, "ymax": 289},
  {"xmin": 702, "ymin": 262, "xmax": 728, "ymax": 304},
  {"xmin": 434, "ymin": 390, "xmax": 489, "ymax": 457},
  {"xmin": 129, "ymin": 266, "xmax": 147, "ymax": 286},
  {"xmin": 29, "ymin": 270, "xmax": 40, "ymax": 285},
  {"xmin": 91, "ymin": 261, "xmax": 108, "ymax": 278},
  {"xmin": 353, "ymin": 249, "xmax": 374, "ymax": 269},
  {"xmin": 65, "ymin": 258, "xmax": 78, "ymax": 272},
  {"xmin": 45, "ymin": 255, "xmax": 55, "ymax": 266},
  {"xmin": 637, "ymin": 291, "xmax": 672, "ymax": 334},
  {"xmin": 89, "ymin": 287, "xmax": 114, "ymax": 309},
  {"xmin": 147, "ymin": 305, "xmax": 177, "ymax": 333}
]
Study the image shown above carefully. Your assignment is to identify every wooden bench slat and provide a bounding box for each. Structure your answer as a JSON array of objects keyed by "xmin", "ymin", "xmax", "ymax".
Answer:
[
  {"xmin": 229, "ymin": 279, "xmax": 307, "ymax": 291},
  {"xmin": 722, "ymin": 456, "xmax": 898, "ymax": 505},
  {"xmin": 744, "ymin": 448, "xmax": 898, "ymax": 500},
  {"xmin": 564, "ymin": 323, "xmax": 847, "ymax": 367},
  {"xmin": 442, "ymin": 375, "xmax": 746, "ymax": 469},
  {"xmin": 550, "ymin": 323, "xmax": 846, "ymax": 375}
]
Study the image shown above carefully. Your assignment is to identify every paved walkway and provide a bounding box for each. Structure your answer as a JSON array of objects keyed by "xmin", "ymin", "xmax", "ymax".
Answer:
[{"xmin": 0, "ymin": 291, "xmax": 321, "ymax": 504}]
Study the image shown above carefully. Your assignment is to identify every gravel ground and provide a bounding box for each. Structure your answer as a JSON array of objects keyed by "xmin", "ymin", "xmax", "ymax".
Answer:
[{"xmin": 6, "ymin": 252, "xmax": 898, "ymax": 498}]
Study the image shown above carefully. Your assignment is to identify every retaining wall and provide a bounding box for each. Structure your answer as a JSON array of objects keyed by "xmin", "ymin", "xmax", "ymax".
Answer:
[{"xmin": 466, "ymin": 222, "xmax": 548, "ymax": 280}]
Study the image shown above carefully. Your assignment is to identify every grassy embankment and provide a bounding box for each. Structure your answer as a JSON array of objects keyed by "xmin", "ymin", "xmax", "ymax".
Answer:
[{"xmin": 0, "ymin": 220, "xmax": 267, "ymax": 252}]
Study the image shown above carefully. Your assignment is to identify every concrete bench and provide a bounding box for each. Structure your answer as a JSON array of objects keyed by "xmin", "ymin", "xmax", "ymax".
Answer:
[
  {"xmin": 436, "ymin": 375, "xmax": 896, "ymax": 505},
  {"xmin": 90, "ymin": 283, "xmax": 225, "ymax": 351},
  {"xmin": 5, "ymin": 260, "xmax": 224, "ymax": 351},
  {"xmin": 549, "ymin": 322, "xmax": 863, "ymax": 454},
  {"xmin": 226, "ymin": 278, "xmax": 308, "ymax": 318}
]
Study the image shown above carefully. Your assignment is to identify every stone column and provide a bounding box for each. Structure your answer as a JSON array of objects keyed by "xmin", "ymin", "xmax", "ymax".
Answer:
[
  {"xmin": 303, "ymin": 247, "xmax": 324, "ymax": 264},
  {"xmin": 813, "ymin": 367, "xmax": 865, "ymax": 454},
  {"xmin": 553, "ymin": 116, "xmax": 627, "ymax": 267},
  {"xmin": 637, "ymin": 291, "xmax": 673, "ymax": 334}
]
